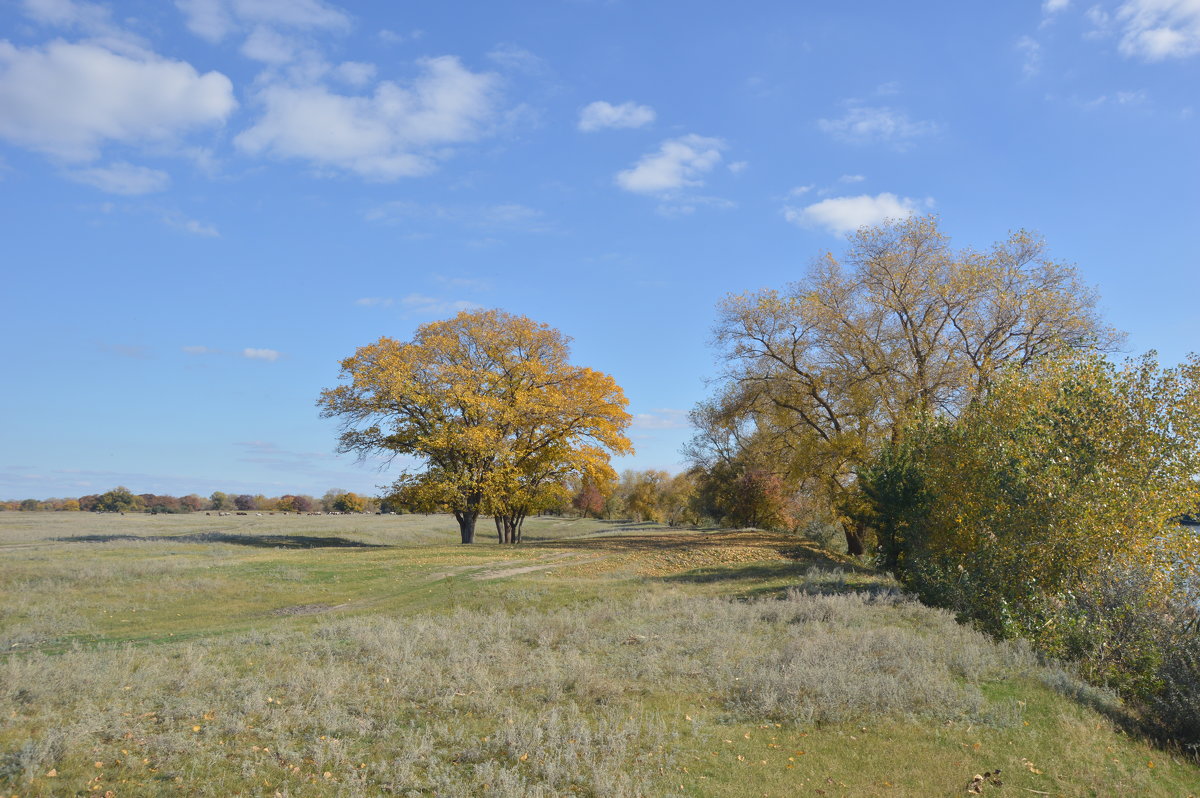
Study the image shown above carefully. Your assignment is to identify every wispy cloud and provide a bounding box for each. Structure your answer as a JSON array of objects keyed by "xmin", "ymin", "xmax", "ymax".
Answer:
[
  {"xmin": 175, "ymin": 0, "xmax": 351, "ymax": 44},
  {"xmin": 400, "ymin": 294, "xmax": 482, "ymax": 316},
  {"xmin": 378, "ymin": 28, "xmax": 425, "ymax": 45},
  {"xmin": 242, "ymin": 347, "xmax": 281, "ymax": 361},
  {"xmin": 162, "ymin": 211, "xmax": 219, "ymax": 236},
  {"xmin": 365, "ymin": 201, "xmax": 550, "ymax": 233},
  {"xmin": 434, "ymin": 274, "xmax": 492, "ymax": 291},
  {"xmin": 818, "ymin": 104, "xmax": 939, "ymax": 148},
  {"xmin": 355, "ymin": 297, "xmax": 394, "ymax": 307},
  {"xmin": 67, "ymin": 162, "xmax": 170, "ymax": 195},
  {"xmin": 1017, "ymin": 35, "xmax": 1043, "ymax": 77},
  {"xmin": 631, "ymin": 408, "xmax": 689, "ymax": 431}
]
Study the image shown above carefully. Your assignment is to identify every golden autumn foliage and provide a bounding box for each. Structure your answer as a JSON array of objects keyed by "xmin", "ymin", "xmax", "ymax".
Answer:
[
  {"xmin": 697, "ymin": 215, "xmax": 1121, "ymax": 554},
  {"xmin": 317, "ymin": 309, "xmax": 632, "ymax": 543},
  {"xmin": 860, "ymin": 352, "xmax": 1200, "ymax": 637}
]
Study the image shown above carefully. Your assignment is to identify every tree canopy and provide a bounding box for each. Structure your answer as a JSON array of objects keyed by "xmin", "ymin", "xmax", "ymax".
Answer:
[
  {"xmin": 692, "ymin": 215, "xmax": 1122, "ymax": 553},
  {"xmin": 318, "ymin": 309, "xmax": 633, "ymax": 543}
]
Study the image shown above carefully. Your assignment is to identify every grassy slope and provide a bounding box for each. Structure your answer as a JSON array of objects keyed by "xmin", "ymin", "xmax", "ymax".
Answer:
[{"xmin": 0, "ymin": 513, "xmax": 1196, "ymax": 797}]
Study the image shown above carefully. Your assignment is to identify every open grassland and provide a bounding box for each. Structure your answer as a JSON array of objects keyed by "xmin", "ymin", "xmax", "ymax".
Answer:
[{"xmin": 1, "ymin": 513, "xmax": 1197, "ymax": 797}]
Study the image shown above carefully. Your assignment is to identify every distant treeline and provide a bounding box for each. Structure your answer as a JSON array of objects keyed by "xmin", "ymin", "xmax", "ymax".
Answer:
[{"xmin": 1, "ymin": 487, "xmax": 375, "ymax": 514}]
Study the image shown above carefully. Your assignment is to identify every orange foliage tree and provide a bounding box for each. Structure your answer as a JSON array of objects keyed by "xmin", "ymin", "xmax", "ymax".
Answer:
[{"xmin": 318, "ymin": 309, "xmax": 633, "ymax": 543}]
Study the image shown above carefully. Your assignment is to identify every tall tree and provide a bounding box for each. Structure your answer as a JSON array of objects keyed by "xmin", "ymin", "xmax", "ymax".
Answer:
[
  {"xmin": 697, "ymin": 216, "xmax": 1122, "ymax": 554},
  {"xmin": 318, "ymin": 309, "xmax": 633, "ymax": 543}
]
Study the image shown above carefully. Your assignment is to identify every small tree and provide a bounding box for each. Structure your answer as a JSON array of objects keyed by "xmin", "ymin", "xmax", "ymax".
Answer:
[
  {"xmin": 233, "ymin": 494, "xmax": 256, "ymax": 511},
  {"xmin": 332, "ymin": 492, "xmax": 366, "ymax": 513},
  {"xmin": 95, "ymin": 486, "xmax": 140, "ymax": 513},
  {"xmin": 571, "ymin": 478, "xmax": 608, "ymax": 518}
]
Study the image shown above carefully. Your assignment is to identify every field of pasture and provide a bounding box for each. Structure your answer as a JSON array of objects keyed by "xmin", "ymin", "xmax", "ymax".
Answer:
[{"xmin": 1, "ymin": 512, "xmax": 1197, "ymax": 797}]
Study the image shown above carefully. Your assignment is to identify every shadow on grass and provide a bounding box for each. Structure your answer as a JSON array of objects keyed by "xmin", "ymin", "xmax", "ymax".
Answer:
[
  {"xmin": 655, "ymin": 559, "xmax": 899, "ymax": 600},
  {"xmin": 53, "ymin": 532, "xmax": 386, "ymax": 549},
  {"xmin": 518, "ymin": 518, "xmax": 682, "ymax": 541}
]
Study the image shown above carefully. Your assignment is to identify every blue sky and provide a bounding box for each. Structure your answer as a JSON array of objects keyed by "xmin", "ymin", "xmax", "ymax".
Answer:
[{"xmin": 1, "ymin": 0, "xmax": 1198, "ymax": 500}]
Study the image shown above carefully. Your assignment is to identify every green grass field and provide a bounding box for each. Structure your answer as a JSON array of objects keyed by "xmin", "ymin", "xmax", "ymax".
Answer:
[{"xmin": 1, "ymin": 512, "xmax": 1197, "ymax": 797}]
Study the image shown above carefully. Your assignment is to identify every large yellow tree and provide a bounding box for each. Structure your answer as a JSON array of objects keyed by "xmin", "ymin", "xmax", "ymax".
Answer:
[
  {"xmin": 317, "ymin": 309, "xmax": 633, "ymax": 543},
  {"xmin": 697, "ymin": 215, "xmax": 1122, "ymax": 554}
]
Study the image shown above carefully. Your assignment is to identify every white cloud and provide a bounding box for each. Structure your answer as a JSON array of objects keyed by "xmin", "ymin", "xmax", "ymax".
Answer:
[
  {"xmin": 784, "ymin": 193, "xmax": 925, "ymax": 236},
  {"xmin": 67, "ymin": 161, "xmax": 170, "ymax": 194},
  {"xmin": 0, "ymin": 40, "xmax": 236, "ymax": 162},
  {"xmin": 355, "ymin": 297, "xmax": 394, "ymax": 307},
  {"xmin": 787, "ymin": 184, "xmax": 814, "ymax": 197},
  {"xmin": 242, "ymin": 347, "xmax": 281, "ymax": 361},
  {"xmin": 615, "ymin": 134, "xmax": 726, "ymax": 195},
  {"xmin": 182, "ymin": 345, "xmax": 218, "ymax": 354},
  {"xmin": 727, "ymin": 160, "xmax": 748, "ymax": 174},
  {"xmin": 400, "ymin": 294, "xmax": 482, "ymax": 316},
  {"xmin": 176, "ymin": 0, "xmax": 350, "ymax": 42},
  {"xmin": 839, "ymin": 173, "xmax": 865, "ymax": 183},
  {"xmin": 577, "ymin": 100, "xmax": 656, "ymax": 132},
  {"xmin": 818, "ymin": 105, "xmax": 938, "ymax": 148},
  {"xmin": 236, "ymin": 56, "xmax": 500, "ymax": 180},
  {"xmin": 1044, "ymin": 0, "xmax": 1071, "ymax": 13},
  {"xmin": 1116, "ymin": 0, "xmax": 1200, "ymax": 60}
]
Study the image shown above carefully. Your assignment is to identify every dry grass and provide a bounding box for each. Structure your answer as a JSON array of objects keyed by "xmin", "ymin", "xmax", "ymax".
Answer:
[{"xmin": 1, "ymin": 512, "xmax": 1198, "ymax": 797}]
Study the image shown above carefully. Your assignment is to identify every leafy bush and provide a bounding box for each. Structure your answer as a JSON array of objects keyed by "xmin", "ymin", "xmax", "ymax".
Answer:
[{"xmin": 857, "ymin": 352, "xmax": 1200, "ymax": 744}]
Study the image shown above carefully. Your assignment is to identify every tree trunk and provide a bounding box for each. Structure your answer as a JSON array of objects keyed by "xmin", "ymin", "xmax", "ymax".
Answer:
[
  {"xmin": 494, "ymin": 516, "xmax": 504, "ymax": 543},
  {"xmin": 455, "ymin": 510, "xmax": 478, "ymax": 544},
  {"xmin": 842, "ymin": 520, "xmax": 866, "ymax": 556}
]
